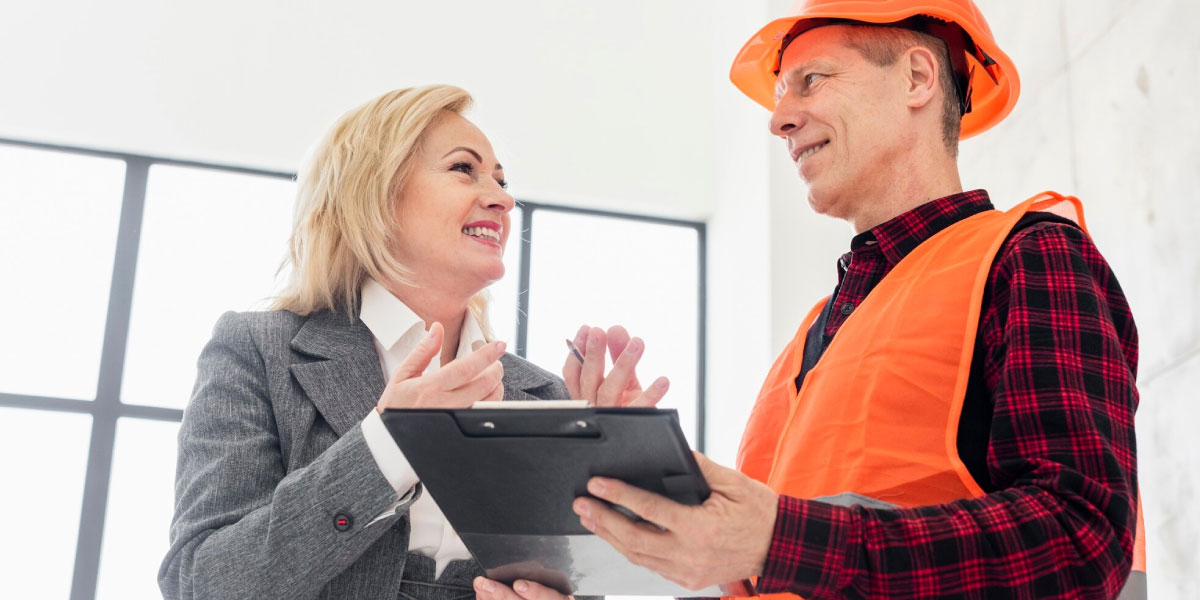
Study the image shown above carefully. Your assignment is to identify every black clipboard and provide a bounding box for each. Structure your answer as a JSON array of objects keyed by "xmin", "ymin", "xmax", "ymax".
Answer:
[{"xmin": 381, "ymin": 407, "xmax": 756, "ymax": 597}]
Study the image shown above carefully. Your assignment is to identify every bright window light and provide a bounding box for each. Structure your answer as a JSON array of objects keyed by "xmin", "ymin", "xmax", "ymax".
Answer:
[
  {"xmin": 0, "ymin": 144, "xmax": 125, "ymax": 400},
  {"xmin": 0, "ymin": 407, "xmax": 92, "ymax": 599},
  {"xmin": 524, "ymin": 210, "xmax": 700, "ymax": 445},
  {"xmin": 121, "ymin": 165, "xmax": 295, "ymax": 409},
  {"xmin": 96, "ymin": 418, "xmax": 181, "ymax": 600},
  {"xmin": 486, "ymin": 205, "xmax": 524, "ymax": 345}
]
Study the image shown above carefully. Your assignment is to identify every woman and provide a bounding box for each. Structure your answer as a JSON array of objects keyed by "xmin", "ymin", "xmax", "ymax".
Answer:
[{"xmin": 159, "ymin": 85, "xmax": 667, "ymax": 600}]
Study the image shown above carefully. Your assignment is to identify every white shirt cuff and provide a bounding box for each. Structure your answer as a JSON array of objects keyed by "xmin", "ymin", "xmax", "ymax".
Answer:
[{"xmin": 362, "ymin": 409, "xmax": 420, "ymax": 498}]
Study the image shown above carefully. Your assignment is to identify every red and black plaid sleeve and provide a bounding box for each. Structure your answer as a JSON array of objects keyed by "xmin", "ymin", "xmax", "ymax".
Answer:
[{"xmin": 759, "ymin": 198, "xmax": 1140, "ymax": 599}]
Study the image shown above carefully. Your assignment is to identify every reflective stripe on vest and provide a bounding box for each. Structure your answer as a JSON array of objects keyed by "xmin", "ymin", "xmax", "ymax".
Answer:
[{"xmin": 735, "ymin": 192, "xmax": 1146, "ymax": 598}]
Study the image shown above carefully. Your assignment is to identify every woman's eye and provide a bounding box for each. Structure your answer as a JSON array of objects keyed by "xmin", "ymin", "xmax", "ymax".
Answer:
[
  {"xmin": 450, "ymin": 162, "xmax": 474, "ymax": 175},
  {"xmin": 495, "ymin": 179, "xmax": 508, "ymax": 190}
]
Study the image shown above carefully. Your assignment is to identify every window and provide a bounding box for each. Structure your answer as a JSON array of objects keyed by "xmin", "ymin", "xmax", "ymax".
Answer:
[
  {"xmin": 0, "ymin": 408, "xmax": 92, "ymax": 600},
  {"xmin": 0, "ymin": 138, "xmax": 706, "ymax": 599},
  {"xmin": 122, "ymin": 165, "xmax": 296, "ymax": 409},
  {"xmin": 522, "ymin": 207, "xmax": 703, "ymax": 446},
  {"xmin": 486, "ymin": 205, "xmax": 525, "ymax": 345},
  {"xmin": 95, "ymin": 418, "xmax": 181, "ymax": 600},
  {"xmin": 0, "ymin": 144, "xmax": 125, "ymax": 400}
]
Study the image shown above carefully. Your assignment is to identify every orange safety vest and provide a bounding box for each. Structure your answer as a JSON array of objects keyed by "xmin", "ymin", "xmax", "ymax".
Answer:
[{"xmin": 737, "ymin": 192, "xmax": 1146, "ymax": 598}]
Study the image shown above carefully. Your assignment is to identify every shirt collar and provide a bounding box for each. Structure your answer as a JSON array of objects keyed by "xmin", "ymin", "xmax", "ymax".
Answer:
[
  {"xmin": 360, "ymin": 278, "xmax": 424, "ymax": 351},
  {"xmin": 359, "ymin": 278, "xmax": 487, "ymax": 358},
  {"xmin": 853, "ymin": 189, "xmax": 994, "ymax": 266}
]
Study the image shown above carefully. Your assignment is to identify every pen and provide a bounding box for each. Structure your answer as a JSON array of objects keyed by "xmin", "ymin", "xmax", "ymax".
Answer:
[{"xmin": 565, "ymin": 339, "xmax": 586, "ymax": 364}]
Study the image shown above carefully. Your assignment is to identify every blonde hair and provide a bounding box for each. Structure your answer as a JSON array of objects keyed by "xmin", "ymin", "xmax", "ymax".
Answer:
[{"xmin": 272, "ymin": 84, "xmax": 495, "ymax": 338}]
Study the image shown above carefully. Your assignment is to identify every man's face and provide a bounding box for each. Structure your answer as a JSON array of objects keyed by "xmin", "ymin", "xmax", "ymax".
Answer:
[{"xmin": 769, "ymin": 25, "xmax": 912, "ymax": 222}]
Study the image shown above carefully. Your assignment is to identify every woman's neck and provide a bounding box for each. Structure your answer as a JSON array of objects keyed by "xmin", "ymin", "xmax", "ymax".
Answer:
[{"xmin": 384, "ymin": 280, "xmax": 471, "ymax": 367}]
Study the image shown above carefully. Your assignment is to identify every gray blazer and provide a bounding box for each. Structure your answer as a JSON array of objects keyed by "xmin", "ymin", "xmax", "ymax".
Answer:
[{"xmin": 159, "ymin": 309, "xmax": 569, "ymax": 600}]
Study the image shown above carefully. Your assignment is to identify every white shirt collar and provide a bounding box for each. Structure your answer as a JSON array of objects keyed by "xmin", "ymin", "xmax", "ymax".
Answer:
[
  {"xmin": 459, "ymin": 305, "xmax": 486, "ymax": 352},
  {"xmin": 359, "ymin": 277, "xmax": 486, "ymax": 361},
  {"xmin": 360, "ymin": 277, "xmax": 424, "ymax": 351}
]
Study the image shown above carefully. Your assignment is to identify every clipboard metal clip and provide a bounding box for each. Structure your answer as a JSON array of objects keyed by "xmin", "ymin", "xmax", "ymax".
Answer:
[{"xmin": 455, "ymin": 412, "xmax": 603, "ymax": 439}]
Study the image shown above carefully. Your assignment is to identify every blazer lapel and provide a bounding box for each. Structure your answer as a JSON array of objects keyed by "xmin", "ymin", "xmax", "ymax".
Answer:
[
  {"xmin": 289, "ymin": 311, "xmax": 386, "ymax": 437},
  {"xmin": 289, "ymin": 314, "xmax": 560, "ymax": 432},
  {"xmin": 500, "ymin": 354, "xmax": 559, "ymax": 401}
]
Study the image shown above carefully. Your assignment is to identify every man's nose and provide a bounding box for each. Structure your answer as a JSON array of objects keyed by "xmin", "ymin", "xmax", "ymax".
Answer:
[{"xmin": 769, "ymin": 96, "xmax": 804, "ymax": 138}]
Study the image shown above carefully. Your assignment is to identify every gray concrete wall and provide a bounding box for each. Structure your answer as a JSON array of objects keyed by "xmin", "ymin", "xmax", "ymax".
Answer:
[{"xmin": 962, "ymin": 3, "xmax": 1200, "ymax": 595}]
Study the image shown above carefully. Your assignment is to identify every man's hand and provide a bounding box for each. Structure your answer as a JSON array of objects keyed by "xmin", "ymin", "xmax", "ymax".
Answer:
[
  {"xmin": 562, "ymin": 324, "xmax": 669, "ymax": 407},
  {"xmin": 572, "ymin": 452, "xmax": 779, "ymax": 591},
  {"xmin": 473, "ymin": 577, "xmax": 572, "ymax": 600}
]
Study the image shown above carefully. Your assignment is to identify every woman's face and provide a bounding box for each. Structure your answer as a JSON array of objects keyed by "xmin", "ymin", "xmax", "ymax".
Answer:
[{"xmin": 392, "ymin": 112, "xmax": 514, "ymax": 297}]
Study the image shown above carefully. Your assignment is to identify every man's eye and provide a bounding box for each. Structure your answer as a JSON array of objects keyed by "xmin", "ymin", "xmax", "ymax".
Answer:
[
  {"xmin": 450, "ymin": 162, "xmax": 474, "ymax": 175},
  {"xmin": 805, "ymin": 73, "xmax": 824, "ymax": 86}
]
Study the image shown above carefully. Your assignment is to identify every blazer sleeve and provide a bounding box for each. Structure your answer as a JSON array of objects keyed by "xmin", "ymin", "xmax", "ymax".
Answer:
[{"xmin": 158, "ymin": 312, "xmax": 418, "ymax": 600}]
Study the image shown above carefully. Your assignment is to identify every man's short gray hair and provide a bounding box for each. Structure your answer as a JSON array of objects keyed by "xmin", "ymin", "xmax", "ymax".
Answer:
[{"xmin": 838, "ymin": 24, "xmax": 962, "ymax": 155}]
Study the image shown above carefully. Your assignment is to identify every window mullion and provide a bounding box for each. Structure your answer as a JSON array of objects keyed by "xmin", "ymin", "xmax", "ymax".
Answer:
[
  {"xmin": 515, "ymin": 206, "xmax": 534, "ymax": 358},
  {"xmin": 69, "ymin": 158, "xmax": 150, "ymax": 600}
]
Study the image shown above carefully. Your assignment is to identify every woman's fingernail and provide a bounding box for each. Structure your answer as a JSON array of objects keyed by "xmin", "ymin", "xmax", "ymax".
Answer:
[
  {"xmin": 588, "ymin": 478, "xmax": 606, "ymax": 495},
  {"xmin": 626, "ymin": 338, "xmax": 642, "ymax": 355},
  {"xmin": 574, "ymin": 499, "xmax": 591, "ymax": 517},
  {"xmin": 580, "ymin": 516, "xmax": 596, "ymax": 531},
  {"xmin": 653, "ymin": 377, "xmax": 668, "ymax": 390},
  {"xmin": 515, "ymin": 580, "xmax": 529, "ymax": 593}
]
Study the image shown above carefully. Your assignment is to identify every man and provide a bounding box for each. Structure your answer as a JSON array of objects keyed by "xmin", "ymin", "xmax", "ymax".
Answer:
[{"xmin": 569, "ymin": 1, "xmax": 1144, "ymax": 599}]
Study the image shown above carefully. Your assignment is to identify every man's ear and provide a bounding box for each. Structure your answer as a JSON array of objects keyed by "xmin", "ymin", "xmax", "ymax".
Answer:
[{"xmin": 902, "ymin": 45, "xmax": 939, "ymax": 110}]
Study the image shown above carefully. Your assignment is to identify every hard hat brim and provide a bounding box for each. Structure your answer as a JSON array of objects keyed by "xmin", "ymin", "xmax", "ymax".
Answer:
[{"xmin": 729, "ymin": 8, "xmax": 1020, "ymax": 140}]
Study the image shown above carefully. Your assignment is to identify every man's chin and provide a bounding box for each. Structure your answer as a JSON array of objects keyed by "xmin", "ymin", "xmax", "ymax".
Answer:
[{"xmin": 806, "ymin": 188, "xmax": 838, "ymax": 218}]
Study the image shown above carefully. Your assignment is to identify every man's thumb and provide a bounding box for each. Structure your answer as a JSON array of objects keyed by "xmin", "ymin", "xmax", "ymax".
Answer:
[{"xmin": 693, "ymin": 451, "xmax": 736, "ymax": 487}]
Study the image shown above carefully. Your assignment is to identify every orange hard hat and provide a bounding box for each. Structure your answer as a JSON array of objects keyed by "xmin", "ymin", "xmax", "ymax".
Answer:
[{"xmin": 729, "ymin": 0, "xmax": 1020, "ymax": 139}]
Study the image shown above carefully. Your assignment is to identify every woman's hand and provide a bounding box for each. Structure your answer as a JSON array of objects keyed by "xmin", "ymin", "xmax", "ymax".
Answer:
[
  {"xmin": 376, "ymin": 322, "xmax": 506, "ymax": 412},
  {"xmin": 473, "ymin": 577, "xmax": 573, "ymax": 600},
  {"xmin": 563, "ymin": 324, "xmax": 669, "ymax": 407}
]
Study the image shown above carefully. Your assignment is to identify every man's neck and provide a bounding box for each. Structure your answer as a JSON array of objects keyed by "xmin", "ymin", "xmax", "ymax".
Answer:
[{"xmin": 849, "ymin": 151, "xmax": 963, "ymax": 234}]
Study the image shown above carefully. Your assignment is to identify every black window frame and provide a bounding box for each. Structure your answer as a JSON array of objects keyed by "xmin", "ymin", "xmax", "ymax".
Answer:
[{"xmin": 0, "ymin": 136, "xmax": 707, "ymax": 600}]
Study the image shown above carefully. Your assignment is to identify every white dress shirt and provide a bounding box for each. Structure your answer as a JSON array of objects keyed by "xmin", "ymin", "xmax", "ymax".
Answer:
[{"xmin": 358, "ymin": 278, "xmax": 480, "ymax": 577}]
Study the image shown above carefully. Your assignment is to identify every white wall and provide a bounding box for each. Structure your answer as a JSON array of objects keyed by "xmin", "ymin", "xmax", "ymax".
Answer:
[
  {"xmin": 961, "ymin": 2, "xmax": 1200, "ymax": 596},
  {"xmin": 701, "ymin": 1, "xmax": 773, "ymax": 466},
  {"xmin": 0, "ymin": 0, "xmax": 717, "ymax": 218}
]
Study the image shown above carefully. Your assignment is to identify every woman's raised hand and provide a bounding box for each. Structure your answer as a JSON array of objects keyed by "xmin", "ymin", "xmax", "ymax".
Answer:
[
  {"xmin": 563, "ymin": 324, "xmax": 669, "ymax": 408},
  {"xmin": 376, "ymin": 322, "xmax": 506, "ymax": 412}
]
